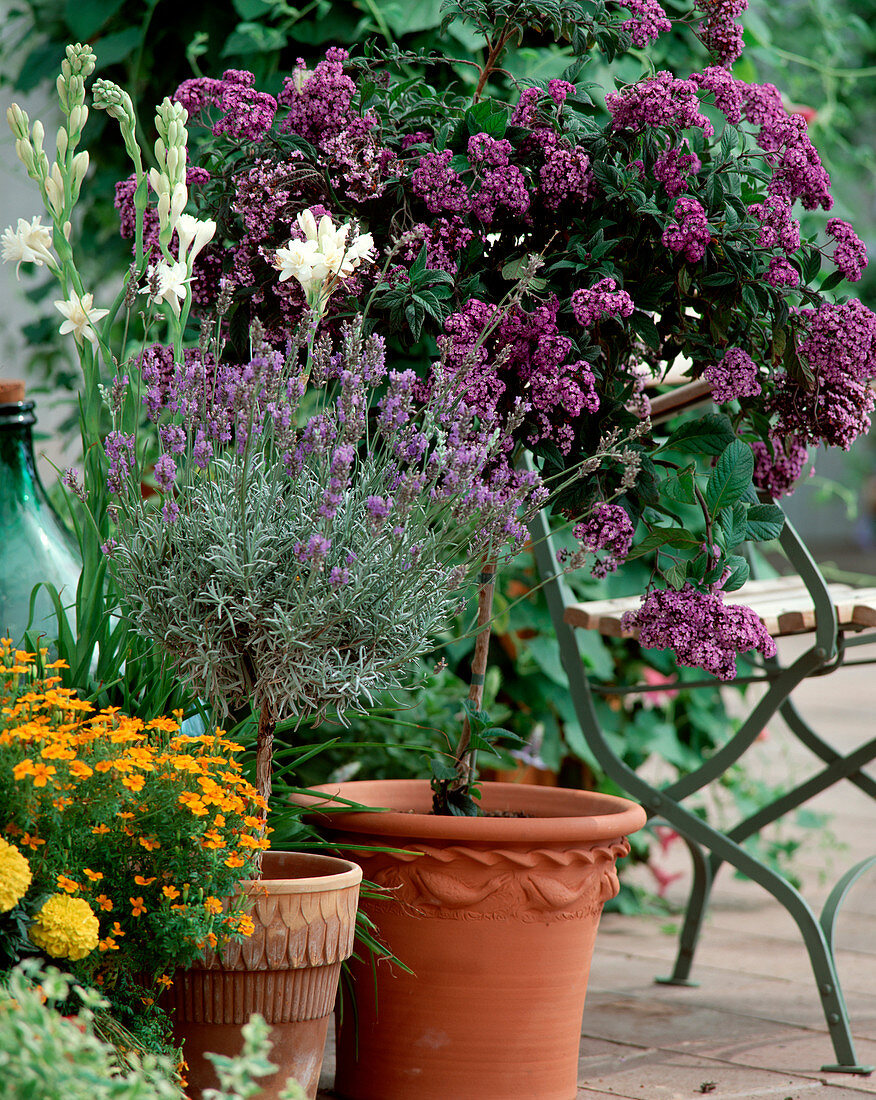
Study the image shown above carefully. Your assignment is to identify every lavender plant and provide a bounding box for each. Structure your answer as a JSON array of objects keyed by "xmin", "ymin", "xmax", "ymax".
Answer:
[{"xmin": 102, "ymin": 291, "xmax": 549, "ymax": 808}]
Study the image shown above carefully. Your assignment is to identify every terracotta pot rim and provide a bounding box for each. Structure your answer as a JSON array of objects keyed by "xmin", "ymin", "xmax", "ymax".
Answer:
[
  {"xmin": 247, "ymin": 849, "xmax": 363, "ymax": 893},
  {"xmin": 293, "ymin": 779, "xmax": 647, "ymax": 843}
]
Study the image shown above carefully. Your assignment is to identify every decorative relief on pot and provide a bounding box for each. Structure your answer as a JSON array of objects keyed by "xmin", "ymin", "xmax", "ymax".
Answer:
[
  {"xmin": 349, "ymin": 838, "xmax": 630, "ymax": 922},
  {"xmin": 198, "ymin": 883, "xmax": 359, "ymax": 971}
]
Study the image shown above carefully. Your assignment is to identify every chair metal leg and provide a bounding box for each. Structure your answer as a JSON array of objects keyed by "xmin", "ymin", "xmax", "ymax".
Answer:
[{"xmin": 655, "ymin": 832, "xmax": 711, "ymax": 987}]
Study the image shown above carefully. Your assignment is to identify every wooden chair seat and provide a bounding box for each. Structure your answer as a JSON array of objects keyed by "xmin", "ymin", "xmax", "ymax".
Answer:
[{"xmin": 564, "ymin": 575, "xmax": 876, "ymax": 639}]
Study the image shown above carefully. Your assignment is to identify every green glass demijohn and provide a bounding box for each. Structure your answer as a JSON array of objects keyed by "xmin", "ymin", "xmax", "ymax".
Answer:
[{"xmin": 0, "ymin": 380, "xmax": 81, "ymax": 645}]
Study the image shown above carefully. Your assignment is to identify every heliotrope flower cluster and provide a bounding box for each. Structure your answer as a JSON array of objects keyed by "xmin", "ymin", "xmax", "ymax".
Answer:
[
  {"xmin": 572, "ymin": 278, "xmax": 635, "ymax": 328},
  {"xmin": 752, "ymin": 435, "xmax": 810, "ymax": 498},
  {"xmin": 621, "ymin": 583, "xmax": 777, "ymax": 680},
  {"xmin": 695, "ymin": 0, "xmax": 748, "ymax": 67},
  {"xmin": 616, "ymin": 0, "xmax": 672, "ymax": 46},
  {"xmin": 0, "ymin": 640, "xmax": 264, "ymax": 989},
  {"xmin": 661, "ymin": 196, "xmax": 711, "ymax": 261},
  {"xmin": 570, "ymin": 503, "xmax": 636, "ymax": 578},
  {"xmin": 704, "ymin": 347, "xmax": 762, "ymax": 404}
]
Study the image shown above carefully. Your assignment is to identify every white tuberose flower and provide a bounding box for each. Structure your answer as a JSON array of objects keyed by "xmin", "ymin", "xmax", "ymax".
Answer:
[
  {"xmin": 275, "ymin": 209, "xmax": 376, "ymax": 308},
  {"xmin": 2, "ymin": 216, "xmax": 56, "ymax": 277},
  {"xmin": 175, "ymin": 213, "xmax": 216, "ymax": 266},
  {"xmin": 54, "ymin": 291, "xmax": 109, "ymax": 349},
  {"xmin": 146, "ymin": 260, "xmax": 190, "ymax": 317}
]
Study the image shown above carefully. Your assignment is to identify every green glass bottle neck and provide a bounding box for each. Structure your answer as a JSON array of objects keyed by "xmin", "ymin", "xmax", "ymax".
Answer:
[{"xmin": 0, "ymin": 402, "xmax": 42, "ymax": 509}]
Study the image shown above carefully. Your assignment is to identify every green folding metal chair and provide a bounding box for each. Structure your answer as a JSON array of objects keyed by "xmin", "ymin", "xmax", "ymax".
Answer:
[{"xmin": 529, "ymin": 434, "xmax": 876, "ymax": 1074}]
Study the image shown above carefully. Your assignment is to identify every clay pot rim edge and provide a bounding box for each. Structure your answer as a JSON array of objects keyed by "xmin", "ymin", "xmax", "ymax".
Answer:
[
  {"xmin": 293, "ymin": 779, "xmax": 647, "ymax": 843},
  {"xmin": 248, "ymin": 850, "xmax": 363, "ymax": 893}
]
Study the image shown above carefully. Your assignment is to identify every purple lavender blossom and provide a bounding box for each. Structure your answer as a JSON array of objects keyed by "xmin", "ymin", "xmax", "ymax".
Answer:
[
  {"xmin": 329, "ymin": 566, "xmax": 351, "ymax": 589},
  {"xmin": 621, "ymin": 583, "xmax": 777, "ymax": 680},
  {"xmin": 104, "ymin": 431, "xmax": 136, "ymax": 494},
  {"xmin": 703, "ymin": 347, "xmax": 762, "ymax": 403},
  {"xmin": 153, "ymin": 454, "xmax": 177, "ymax": 493},
  {"xmin": 161, "ymin": 499, "xmax": 180, "ymax": 525}
]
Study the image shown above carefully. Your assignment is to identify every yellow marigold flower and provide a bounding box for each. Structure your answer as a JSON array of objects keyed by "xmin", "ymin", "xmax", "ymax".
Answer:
[
  {"xmin": 29, "ymin": 894, "xmax": 99, "ymax": 961},
  {"xmin": 138, "ymin": 836, "xmax": 160, "ymax": 851},
  {"xmin": 95, "ymin": 894, "xmax": 113, "ymax": 911},
  {"xmin": 224, "ymin": 853, "xmax": 245, "ymax": 869},
  {"xmin": 122, "ymin": 774, "xmax": 145, "ymax": 792},
  {"xmin": 134, "ymin": 875, "xmax": 156, "ymax": 886},
  {"xmin": 203, "ymin": 896, "xmax": 223, "ymax": 915},
  {"xmin": 69, "ymin": 760, "xmax": 93, "ymax": 779},
  {"xmin": 130, "ymin": 896, "xmax": 147, "ymax": 916},
  {"xmin": 57, "ymin": 874, "xmax": 79, "ymax": 894},
  {"xmin": 0, "ymin": 837, "xmax": 32, "ymax": 912},
  {"xmin": 83, "ymin": 869, "xmax": 103, "ymax": 882},
  {"xmin": 162, "ymin": 885, "xmax": 180, "ymax": 900}
]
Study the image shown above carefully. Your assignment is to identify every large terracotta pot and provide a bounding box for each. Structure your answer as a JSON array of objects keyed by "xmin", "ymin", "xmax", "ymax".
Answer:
[
  {"xmin": 165, "ymin": 850, "xmax": 362, "ymax": 1100},
  {"xmin": 300, "ymin": 779, "xmax": 647, "ymax": 1100}
]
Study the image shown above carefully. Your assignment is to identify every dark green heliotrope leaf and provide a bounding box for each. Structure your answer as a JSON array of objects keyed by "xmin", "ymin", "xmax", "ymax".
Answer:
[
  {"xmin": 627, "ymin": 526, "xmax": 703, "ymax": 559},
  {"xmin": 745, "ymin": 502, "xmax": 785, "ymax": 543},
  {"xmin": 722, "ymin": 554, "xmax": 750, "ymax": 592},
  {"xmin": 663, "ymin": 413, "xmax": 736, "ymax": 456},
  {"xmin": 705, "ymin": 440, "xmax": 754, "ymax": 515},
  {"xmin": 659, "ymin": 467, "xmax": 696, "ymax": 506},
  {"xmin": 720, "ymin": 500, "xmax": 749, "ymax": 549}
]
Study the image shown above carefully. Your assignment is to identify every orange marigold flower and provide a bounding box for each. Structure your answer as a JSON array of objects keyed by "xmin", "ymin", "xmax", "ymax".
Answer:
[
  {"xmin": 138, "ymin": 836, "xmax": 160, "ymax": 851},
  {"xmin": 237, "ymin": 834, "xmax": 270, "ymax": 850},
  {"xmin": 95, "ymin": 760, "xmax": 114, "ymax": 773},
  {"xmin": 83, "ymin": 869, "xmax": 103, "ymax": 882},
  {"xmin": 57, "ymin": 874, "xmax": 79, "ymax": 894},
  {"xmin": 206, "ymin": 932, "xmax": 218, "ymax": 949},
  {"xmin": 236, "ymin": 914, "xmax": 255, "ymax": 937},
  {"xmin": 122, "ymin": 774, "xmax": 145, "ymax": 792},
  {"xmin": 95, "ymin": 894, "xmax": 113, "ymax": 911},
  {"xmin": 162, "ymin": 885, "xmax": 180, "ymax": 900},
  {"xmin": 98, "ymin": 936, "xmax": 118, "ymax": 952},
  {"xmin": 178, "ymin": 792, "xmax": 208, "ymax": 816},
  {"xmin": 134, "ymin": 875, "xmax": 156, "ymax": 886},
  {"xmin": 140, "ymin": 996, "xmax": 154, "ymax": 1006},
  {"xmin": 130, "ymin": 896, "xmax": 147, "ymax": 916},
  {"xmin": 224, "ymin": 853, "xmax": 245, "ymax": 869},
  {"xmin": 111, "ymin": 921, "xmax": 125, "ymax": 937},
  {"xmin": 213, "ymin": 814, "xmax": 226, "ymax": 828},
  {"xmin": 243, "ymin": 816, "xmax": 262, "ymax": 829},
  {"xmin": 69, "ymin": 760, "xmax": 93, "ymax": 779},
  {"xmin": 20, "ymin": 832, "xmax": 45, "ymax": 850},
  {"xmin": 91, "ymin": 824, "xmax": 110, "ymax": 835},
  {"xmin": 203, "ymin": 896, "xmax": 223, "ymax": 915},
  {"xmin": 155, "ymin": 973, "xmax": 173, "ymax": 989},
  {"xmin": 116, "ymin": 811, "xmax": 134, "ymax": 820},
  {"xmin": 13, "ymin": 759, "xmax": 34, "ymax": 780}
]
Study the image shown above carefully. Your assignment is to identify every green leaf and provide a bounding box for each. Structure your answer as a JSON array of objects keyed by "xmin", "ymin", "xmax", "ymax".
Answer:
[
  {"xmin": 820, "ymin": 269, "xmax": 844, "ymax": 293},
  {"xmin": 65, "ymin": 0, "xmax": 126, "ymax": 39},
  {"xmin": 430, "ymin": 758, "xmax": 457, "ymax": 781},
  {"xmin": 663, "ymin": 560, "xmax": 688, "ymax": 590},
  {"xmin": 721, "ymin": 500, "xmax": 748, "ymax": 548},
  {"xmin": 376, "ymin": 0, "xmax": 444, "ymax": 36},
  {"xmin": 627, "ymin": 526, "xmax": 704, "ymax": 559},
  {"xmin": 663, "ymin": 414, "xmax": 736, "ymax": 456},
  {"xmin": 722, "ymin": 555, "xmax": 750, "ymax": 592},
  {"xmin": 745, "ymin": 502, "xmax": 785, "ymax": 543},
  {"xmin": 659, "ymin": 467, "xmax": 696, "ymax": 506},
  {"xmin": 705, "ymin": 440, "xmax": 754, "ymax": 515},
  {"xmin": 91, "ymin": 27, "xmax": 142, "ymax": 69}
]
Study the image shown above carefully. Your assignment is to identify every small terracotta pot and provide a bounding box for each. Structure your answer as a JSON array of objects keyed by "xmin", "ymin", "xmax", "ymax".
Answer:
[
  {"xmin": 298, "ymin": 779, "xmax": 646, "ymax": 1100},
  {"xmin": 166, "ymin": 850, "xmax": 362, "ymax": 1100}
]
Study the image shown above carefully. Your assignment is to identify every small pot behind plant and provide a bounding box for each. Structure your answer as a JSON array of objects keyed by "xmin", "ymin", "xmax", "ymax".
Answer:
[{"xmin": 165, "ymin": 850, "xmax": 362, "ymax": 1100}]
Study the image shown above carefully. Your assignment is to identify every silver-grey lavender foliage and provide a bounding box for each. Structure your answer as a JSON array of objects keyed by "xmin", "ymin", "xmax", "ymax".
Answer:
[{"xmin": 103, "ymin": 319, "xmax": 546, "ymax": 724}]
